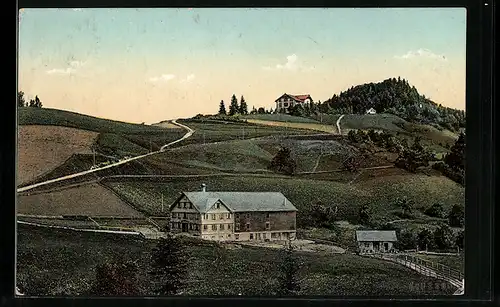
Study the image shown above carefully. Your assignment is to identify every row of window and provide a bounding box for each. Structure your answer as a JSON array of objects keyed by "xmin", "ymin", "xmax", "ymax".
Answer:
[
  {"xmin": 235, "ymin": 222, "xmax": 271, "ymax": 231},
  {"xmin": 171, "ymin": 223, "xmax": 200, "ymax": 231},
  {"xmin": 205, "ymin": 232, "xmax": 293, "ymax": 241},
  {"xmin": 202, "ymin": 224, "xmax": 232, "ymax": 231},
  {"xmin": 172, "ymin": 212, "xmax": 198, "ymax": 220},
  {"xmin": 202, "ymin": 213, "xmax": 232, "ymax": 220}
]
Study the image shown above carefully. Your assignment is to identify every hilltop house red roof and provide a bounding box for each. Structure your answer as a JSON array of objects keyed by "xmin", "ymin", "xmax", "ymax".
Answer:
[{"xmin": 275, "ymin": 93, "xmax": 313, "ymax": 103}]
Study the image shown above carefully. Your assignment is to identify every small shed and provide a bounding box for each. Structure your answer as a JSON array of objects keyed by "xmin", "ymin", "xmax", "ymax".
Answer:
[
  {"xmin": 356, "ymin": 230, "xmax": 397, "ymax": 254},
  {"xmin": 366, "ymin": 108, "xmax": 377, "ymax": 115}
]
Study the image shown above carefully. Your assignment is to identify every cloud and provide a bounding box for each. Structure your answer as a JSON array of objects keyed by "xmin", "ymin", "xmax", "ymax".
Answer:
[
  {"xmin": 46, "ymin": 67, "xmax": 77, "ymax": 75},
  {"xmin": 149, "ymin": 74, "xmax": 176, "ymax": 83},
  {"xmin": 69, "ymin": 60, "xmax": 86, "ymax": 68},
  {"xmin": 180, "ymin": 74, "xmax": 196, "ymax": 83},
  {"xmin": 262, "ymin": 54, "xmax": 315, "ymax": 72},
  {"xmin": 46, "ymin": 59, "xmax": 87, "ymax": 76},
  {"xmin": 395, "ymin": 49, "xmax": 447, "ymax": 61}
]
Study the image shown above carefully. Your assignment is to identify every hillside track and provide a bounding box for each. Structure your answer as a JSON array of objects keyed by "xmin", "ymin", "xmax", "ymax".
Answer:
[{"xmin": 17, "ymin": 120, "xmax": 194, "ymax": 193}]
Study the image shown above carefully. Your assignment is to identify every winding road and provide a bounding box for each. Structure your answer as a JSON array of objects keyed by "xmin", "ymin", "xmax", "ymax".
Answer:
[
  {"xmin": 17, "ymin": 120, "xmax": 195, "ymax": 193},
  {"xmin": 336, "ymin": 114, "xmax": 345, "ymax": 135}
]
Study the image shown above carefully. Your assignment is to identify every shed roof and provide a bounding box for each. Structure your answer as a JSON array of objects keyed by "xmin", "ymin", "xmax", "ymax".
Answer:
[
  {"xmin": 182, "ymin": 191, "xmax": 297, "ymax": 213},
  {"xmin": 356, "ymin": 230, "xmax": 397, "ymax": 242}
]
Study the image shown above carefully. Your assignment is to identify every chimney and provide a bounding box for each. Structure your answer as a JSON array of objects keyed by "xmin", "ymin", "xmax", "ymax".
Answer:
[{"xmin": 201, "ymin": 183, "xmax": 207, "ymax": 192}]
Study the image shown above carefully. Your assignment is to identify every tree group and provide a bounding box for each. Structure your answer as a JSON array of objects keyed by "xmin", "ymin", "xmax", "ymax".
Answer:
[
  {"xmin": 218, "ymin": 94, "xmax": 249, "ymax": 116},
  {"xmin": 18, "ymin": 91, "xmax": 43, "ymax": 108}
]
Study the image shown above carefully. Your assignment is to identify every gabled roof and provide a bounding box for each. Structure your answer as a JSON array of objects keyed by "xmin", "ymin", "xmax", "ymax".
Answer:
[
  {"xmin": 356, "ymin": 230, "xmax": 397, "ymax": 242},
  {"xmin": 275, "ymin": 93, "xmax": 312, "ymax": 103},
  {"xmin": 181, "ymin": 191, "xmax": 297, "ymax": 213}
]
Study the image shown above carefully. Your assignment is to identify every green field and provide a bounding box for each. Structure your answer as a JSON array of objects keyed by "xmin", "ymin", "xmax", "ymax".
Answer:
[
  {"xmin": 242, "ymin": 113, "xmax": 321, "ymax": 123},
  {"xmin": 103, "ymin": 172, "xmax": 464, "ymax": 225},
  {"xmin": 16, "ymin": 224, "xmax": 455, "ymax": 296}
]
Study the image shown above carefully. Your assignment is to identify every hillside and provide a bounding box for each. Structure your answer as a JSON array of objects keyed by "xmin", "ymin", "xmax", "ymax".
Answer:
[
  {"xmin": 319, "ymin": 77, "xmax": 465, "ymax": 132},
  {"xmin": 17, "ymin": 125, "xmax": 98, "ymax": 185},
  {"xmin": 17, "ymin": 224, "xmax": 455, "ymax": 296},
  {"xmin": 17, "ymin": 108, "xmax": 185, "ymax": 186}
]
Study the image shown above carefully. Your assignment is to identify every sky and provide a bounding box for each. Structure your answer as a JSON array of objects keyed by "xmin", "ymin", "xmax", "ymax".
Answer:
[{"xmin": 18, "ymin": 8, "xmax": 466, "ymax": 124}]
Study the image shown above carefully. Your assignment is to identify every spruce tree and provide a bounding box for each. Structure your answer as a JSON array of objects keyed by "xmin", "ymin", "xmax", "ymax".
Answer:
[
  {"xmin": 239, "ymin": 96, "xmax": 248, "ymax": 115},
  {"xmin": 444, "ymin": 132, "xmax": 465, "ymax": 171},
  {"xmin": 229, "ymin": 94, "xmax": 239, "ymax": 116},
  {"xmin": 277, "ymin": 241, "xmax": 301, "ymax": 296},
  {"xmin": 218, "ymin": 100, "xmax": 227, "ymax": 115},
  {"xmin": 149, "ymin": 234, "xmax": 189, "ymax": 296}
]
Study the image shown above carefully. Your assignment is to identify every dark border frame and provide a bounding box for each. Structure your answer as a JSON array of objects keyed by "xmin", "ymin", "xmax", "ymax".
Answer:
[{"xmin": 4, "ymin": 1, "xmax": 495, "ymax": 306}]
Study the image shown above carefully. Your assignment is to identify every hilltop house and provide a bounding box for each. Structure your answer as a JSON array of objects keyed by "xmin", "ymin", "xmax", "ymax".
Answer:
[
  {"xmin": 366, "ymin": 107, "xmax": 377, "ymax": 115},
  {"xmin": 169, "ymin": 184, "xmax": 298, "ymax": 242},
  {"xmin": 275, "ymin": 93, "xmax": 313, "ymax": 113},
  {"xmin": 356, "ymin": 230, "xmax": 397, "ymax": 254}
]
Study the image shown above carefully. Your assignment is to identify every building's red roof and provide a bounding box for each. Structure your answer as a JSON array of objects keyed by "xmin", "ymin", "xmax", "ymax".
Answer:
[
  {"xmin": 275, "ymin": 93, "xmax": 312, "ymax": 103},
  {"xmin": 291, "ymin": 94, "xmax": 312, "ymax": 102}
]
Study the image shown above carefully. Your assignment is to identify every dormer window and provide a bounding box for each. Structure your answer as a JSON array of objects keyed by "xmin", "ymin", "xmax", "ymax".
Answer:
[{"xmin": 216, "ymin": 203, "xmax": 220, "ymax": 209}]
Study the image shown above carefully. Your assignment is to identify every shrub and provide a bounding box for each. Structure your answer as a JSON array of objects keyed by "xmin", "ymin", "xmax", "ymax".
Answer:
[
  {"xmin": 433, "ymin": 224, "xmax": 455, "ymax": 250},
  {"xmin": 424, "ymin": 203, "xmax": 445, "ymax": 218},
  {"xmin": 448, "ymin": 204, "xmax": 465, "ymax": 228}
]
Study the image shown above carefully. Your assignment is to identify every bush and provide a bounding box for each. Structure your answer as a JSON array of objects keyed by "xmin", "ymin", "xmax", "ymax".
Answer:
[
  {"xmin": 455, "ymin": 229, "xmax": 464, "ymax": 250},
  {"xmin": 417, "ymin": 228, "xmax": 434, "ymax": 250},
  {"xmin": 268, "ymin": 147, "xmax": 297, "ymax": 175},
  {"xmin": 433, "ymin": 224, "xmax": 455, "ymax": 250},
  {"xmin": 395, "ymin": 229, "xmax": 417, "ymax": 251},
  {"xmin": 424, "ymin": 203, "xmax": 445, "ymax": 218},
  {"xmin": 448, "ymin": 204, "xmax": 465, "ymax": 228}
]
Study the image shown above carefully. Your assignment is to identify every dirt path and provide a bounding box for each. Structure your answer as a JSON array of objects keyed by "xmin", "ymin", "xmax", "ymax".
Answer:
[
  {"xmin": 17, "ymin": 120, "xmax": 194, "ymax": 193},
  {"xmin": 336, "ymin": 114, "xmax": 345, "ymax": 135}
]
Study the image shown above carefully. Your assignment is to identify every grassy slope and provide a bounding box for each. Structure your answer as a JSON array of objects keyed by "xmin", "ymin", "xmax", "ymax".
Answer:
[
  {"xmin": 18, "ymin": 108, "xmax": 186, "ymax": 184},
  {"xmin": 17, "ymin": 224, "xmax": 455, "ymax": 296},
  {"xmin": 242, "ymin": 113, "xmax": 321, "ymax": 123},
  {"xmin": 104, "ymin": 173, "xmax": 464, "ymax": 224}
]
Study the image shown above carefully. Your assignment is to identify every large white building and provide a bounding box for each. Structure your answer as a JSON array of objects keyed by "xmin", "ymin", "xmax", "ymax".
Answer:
[{"xmin": 169, "ymin": 184, "xmax": 298, "ymax": 242}]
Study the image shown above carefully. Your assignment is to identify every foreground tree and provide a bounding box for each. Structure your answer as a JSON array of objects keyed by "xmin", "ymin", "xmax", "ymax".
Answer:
[
  {"xmin": 88, "ymin": 260, "xmax": 141, "ymax": 296},
  {"xmin": 396, "ymin": 197, "xmax": 414, "ymax": 217},
  {"xmin": 268, "ymin": 147, "xmax": 297, "ymax": 175},
  {"xmin": 229, "ymin": 94, "xmax": 239, "ymax": 116},
  {"xmin": 218, "ymin": 100, "xmax": 227, "ymax": 115},
  {"xmin": 277, "ymin": 241, "xmax": 301, "ymax": 296},
  {"xmin": 149, "ymin": 234, "xmax": 189, "ymax": 295}
]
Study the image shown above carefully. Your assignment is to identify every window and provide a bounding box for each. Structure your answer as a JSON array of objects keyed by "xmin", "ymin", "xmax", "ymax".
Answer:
[
  {"xmin": 219, "ymin": 214, "xmax": 223, "ymax": 220},
  {"xmin": 235, "ymin": 213, "xmax": 240, "ymax": 220},
  {"xmin": 228, "ymin": 224, "xmax": 232, "ymax": 230},
  {"xmin": 265, "ymin": 222, "xmax": 270, "ymax": 230},
  {"xmin": 216, "ymin": 203, "xmax": 220, "ymax": 209},
  {"xmin": 212, "ymin": 214, "xmax": 216, "ymax": 220},
  {"xmin": 284, "ymin": 102, "xmax": 289, "ymax": 107},
  {"xmin": 271, "ymin": 233, "xmax": 277, "ymax": 238},
  {"xmin": 235, "ymin": 234, "xmax": 240, "ymax": 240},
  {"xmin": 183, "ymin": 213, "xmax": 187, "ymax": 219},
  {"xmin": 228, "ymin": 234, "xmax": 231, "ymax": 238},
  {"xmin": 188, "ymin": 203, "xmax": 192, "ymax": 209},
  {"xmin": 266, "ymin": 213, "xmax": 270, "ymax": 219},
  {"xmin": 189, "ymin": 224, "xmax": 193, "ymax": 230},
  {"xmin": 212, "ymin": 225, "xmax": 217, "ymax": 231},
  {"xmin": 227, "ymin": 213, "xmax": 231, "ymax": 219},
  {"xmin": 246, "ymin": 223, "xmax": 250, "ymax": 231},
  {"xmin": 220, "ymin": 224, "xmax": 225, "ymax": 230},
  {"xmin": 204, "ymin": 214, "xmax": 208, "ymax": 220},
  {"xmin": 263, "ymin": 233, "xmax": 267, "ymax": 239},
  {"xmin": 203, "ymin": 225, "xmax": 208, "ymax": 230},
  {"xmin": 246, "ymin": 213, "xmax": 250, "ymax": 219},
  {"xmin": 183, "ymin": 203, "xmax": 187, "ymax": 209},
  {"xmin": 236, "ymin": 224, "xmax": 240, "ymax": 231},
  {"xmin": 250, "ymin": 233, "xmax": 254, "ymax": 240}
]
